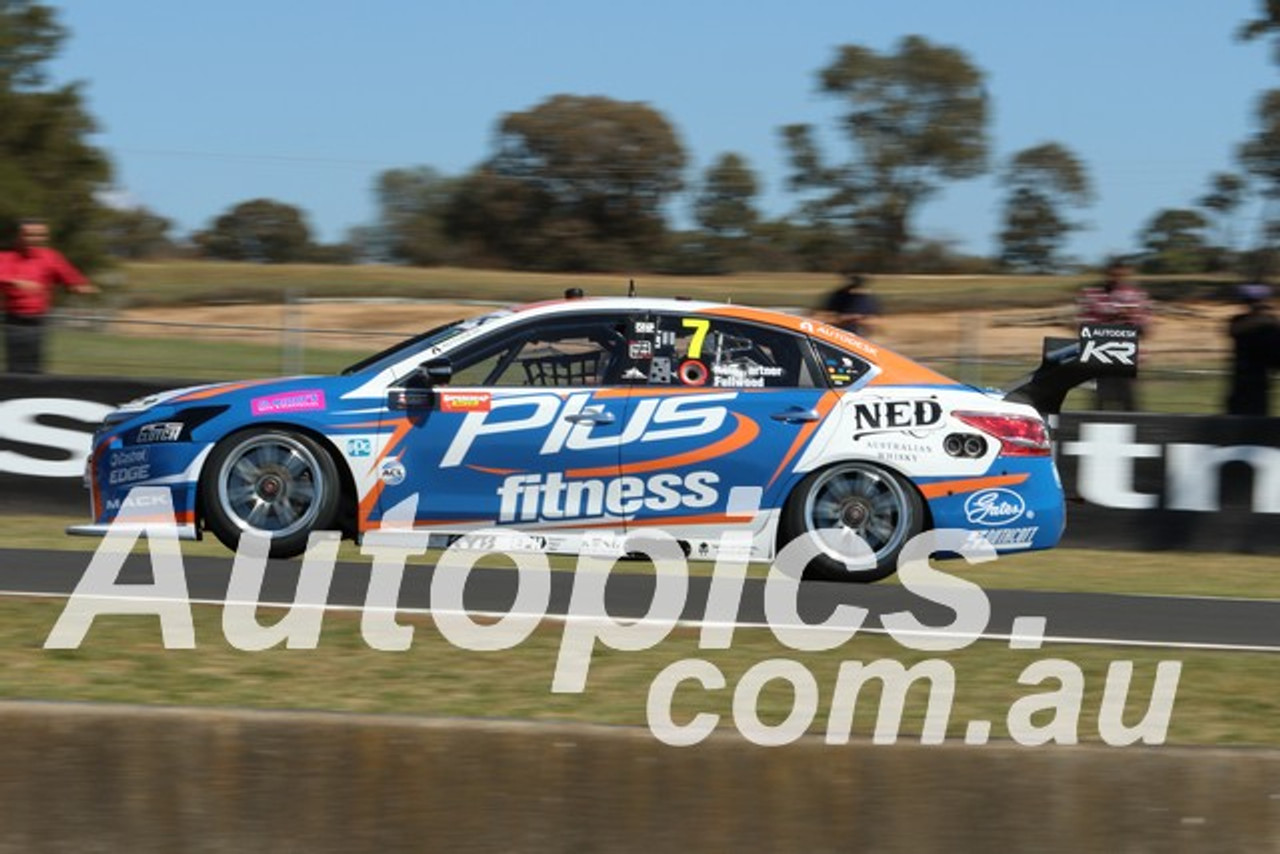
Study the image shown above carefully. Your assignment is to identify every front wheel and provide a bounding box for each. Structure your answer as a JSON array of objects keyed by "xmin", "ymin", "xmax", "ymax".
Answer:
[
  {"xmin": 779, "ymin": 461, "xmax": 925, "ymax": 583},
  {"xmin": 200, "ymin": 428, "xmax": 340, "ymax": 558}
]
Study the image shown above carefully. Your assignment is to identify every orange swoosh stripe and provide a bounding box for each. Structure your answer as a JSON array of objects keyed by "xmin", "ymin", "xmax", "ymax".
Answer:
[
  {"xmin": 172, "ymin": 379, "xmax": 278, "ymax": 402},
  {"xmin": 592, "ymin": 387, "xmax": 730, "ymax": 399},
  {"xmin": 468, "ymin": 465, "xmax": 523, "ymax": 476},
  {"xmin": 357, "ymin": 418, "xmax": 414, "ymax": 528},
  {"xmin": 565, "ymin": 413, "xmax": 760, "ymax": 478},
  {"xmin": 917, "ymin": 473, "xmax": 1030, "ymax": 500}
]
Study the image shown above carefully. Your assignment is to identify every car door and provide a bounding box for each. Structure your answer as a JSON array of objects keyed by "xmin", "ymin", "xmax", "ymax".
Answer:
[
  {"xmin": 614, "ymin": 311, "xmax": 832, "ymax": 544},
  {"xmin": 374, "ymin": 312, "xmax": 638, "ymax": 537}
]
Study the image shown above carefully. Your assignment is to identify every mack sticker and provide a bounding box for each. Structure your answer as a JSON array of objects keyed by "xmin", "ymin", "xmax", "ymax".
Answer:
[
  {"xmin": 963, "ymin": 488, "xmax": 1028, "ymax": 526},
  {"xmin": 135, "ymin": 422, "xmax": 183, "ymax": 444},
  {"xmin": 346, "ymin": 438, "xmax": 372, "ymax": 458},
  {"xmin": 379, "ymin": 459, "xmax": 407, "ymax": 486},
  {"xmin": 250, "ymin": 389, "xmax": 326, "ymax": 416},
  {"xmin": 852, "ymin": 399, "xmax": 943, "ymax": 434},
  {"xmin": 439, "ymin": 391, "xmax": 492, "ymax": 413}
]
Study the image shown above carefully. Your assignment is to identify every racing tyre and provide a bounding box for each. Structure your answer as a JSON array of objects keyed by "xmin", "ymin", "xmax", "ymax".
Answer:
[
  {"xmin": 201, "ymin": 428, "xmax": 340, "ymax": 558},
  {"xmin": 779, "ymin": 461, "xmax": 924, "ymax": 583}
]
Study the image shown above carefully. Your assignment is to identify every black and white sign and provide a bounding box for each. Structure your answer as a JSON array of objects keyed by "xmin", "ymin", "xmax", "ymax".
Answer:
[
  {"xmin": 1078, "ymin": 324, "xmax": 1139, "ymax": 373},
  {"xmin": 0, "ymin": 375, "xmax": 190, "ymax": 512}
]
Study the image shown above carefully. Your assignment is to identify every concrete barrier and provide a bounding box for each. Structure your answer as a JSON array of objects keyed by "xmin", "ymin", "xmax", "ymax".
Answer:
[{"xmin": 0, "ymin": 701, "xmax": 1277, "ymax": 853}]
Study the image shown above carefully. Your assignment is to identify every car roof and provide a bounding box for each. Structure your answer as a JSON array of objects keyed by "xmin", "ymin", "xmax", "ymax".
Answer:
[{"xmin": 505, "ymin": 296, "xmax": 957, "ymax": 388}]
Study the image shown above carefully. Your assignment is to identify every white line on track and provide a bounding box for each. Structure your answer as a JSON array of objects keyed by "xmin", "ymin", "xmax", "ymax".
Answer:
[{"xmin": 5, "ymin": 589, "xmax": 1280, "ymax": 654}]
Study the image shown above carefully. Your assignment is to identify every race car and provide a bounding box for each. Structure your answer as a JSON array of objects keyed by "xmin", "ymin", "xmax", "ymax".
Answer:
[{"xmin": 70, "ymin": 296, "xmax": 1127, "ymax": 582}]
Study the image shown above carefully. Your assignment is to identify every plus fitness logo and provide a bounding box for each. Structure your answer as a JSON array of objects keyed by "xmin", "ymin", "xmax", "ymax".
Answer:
[{"xmin": 45, "ymin": 486, "xmax": 1182, "ymax": 749}]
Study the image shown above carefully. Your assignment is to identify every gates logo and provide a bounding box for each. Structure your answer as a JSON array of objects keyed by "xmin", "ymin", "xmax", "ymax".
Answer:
[{"xmin": 963, "ymin": 488, "xmax": 1027, "ymax": 526}]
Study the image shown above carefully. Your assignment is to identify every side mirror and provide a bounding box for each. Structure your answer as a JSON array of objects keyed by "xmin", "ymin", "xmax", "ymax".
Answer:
[
  {"xmin": 420, "ymin": 357, "xmax": 453, "ymax": 385},
  {"xmin": 387, "ymin": 358, "xmax": 454, "ymax": 411}
]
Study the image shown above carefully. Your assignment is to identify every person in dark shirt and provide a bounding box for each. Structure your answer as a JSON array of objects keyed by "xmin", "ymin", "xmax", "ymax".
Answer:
[
  {"xmin": 1225, "ymin": 284, "xmax": 1280, "ymax": 416},
  {"xmin": 822, "ymin": 271, "xmax": 882, "ymax": 337}
]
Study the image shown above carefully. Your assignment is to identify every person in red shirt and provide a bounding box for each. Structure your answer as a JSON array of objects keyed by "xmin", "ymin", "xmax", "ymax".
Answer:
[
  {"xmin": 0, "ymin": 219, "xmax": 98, "ymax": 373},
  {"xmin": 1076, "ymin": 259, "xmax": 1152, "ymax": 410}
]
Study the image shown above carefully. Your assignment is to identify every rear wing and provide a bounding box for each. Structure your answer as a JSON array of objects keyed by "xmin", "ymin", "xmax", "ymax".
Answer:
[{"xmin": 1002, "ymin": 324, "xmax": 1139, "ymax": 415}]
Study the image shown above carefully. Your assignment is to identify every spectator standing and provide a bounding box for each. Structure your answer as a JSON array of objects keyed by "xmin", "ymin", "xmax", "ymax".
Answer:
[
  {"xmin": 0, "ymin": 219, "xmax": 97, "ymax": 373},
  {"xmin": 1076, "ymin": 259, "xmax": 1152, "ymax": 410},
  {"xmin": 822, "ymin": 271, "xmax": 882, "ymax": 337},
  {"xmin": 1225, "ymin": 284, "xmax": 1280, "ymax": 416}
]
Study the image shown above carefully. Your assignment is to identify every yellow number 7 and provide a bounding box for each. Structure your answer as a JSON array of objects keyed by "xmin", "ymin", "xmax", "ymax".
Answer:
[{"xmin": 681, "ymin": 318, "xmax": 710, "ymax": 359}]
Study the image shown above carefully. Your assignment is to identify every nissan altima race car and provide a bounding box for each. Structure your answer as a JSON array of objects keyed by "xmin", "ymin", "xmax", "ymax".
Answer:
[{"xmin": 71, "ymin": 297, "xmax": 1132, "ymax": 582}]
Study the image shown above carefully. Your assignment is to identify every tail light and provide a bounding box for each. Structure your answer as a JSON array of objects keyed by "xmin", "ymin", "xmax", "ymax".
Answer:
[{"xmin": 952, "ymin": 411, "xmax": 1052, "ymax": 457}]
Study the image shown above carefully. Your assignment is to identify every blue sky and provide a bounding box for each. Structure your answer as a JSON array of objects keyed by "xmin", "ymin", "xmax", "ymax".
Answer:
[{"xmin": 50, "ymin": 1, "xmax": 1275, "ymax": 263}]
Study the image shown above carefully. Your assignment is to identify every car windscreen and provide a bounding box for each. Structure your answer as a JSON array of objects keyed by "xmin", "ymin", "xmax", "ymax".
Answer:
[{"xmin": 340, "ymin": 309, "xmax": 511, "ymax": 375}]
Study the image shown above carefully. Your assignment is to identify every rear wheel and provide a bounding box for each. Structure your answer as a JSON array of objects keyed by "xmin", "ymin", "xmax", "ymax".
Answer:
[
  {"xmin": 779, "ymin": 461, "xmax": 924, "ymax": 582},
  {"xmin": 200, "ymin": 428, "xmax": 340, "ymax": 558}
]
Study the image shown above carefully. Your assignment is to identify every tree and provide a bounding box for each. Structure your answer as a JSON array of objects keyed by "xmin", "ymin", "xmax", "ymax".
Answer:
[
  {"xmin": 1139, "ymin": 208, "xmax": 1210, "ymax": 273},
  {"xmin": 1239, "ymin": 0, "xmax": 1280, "ymax": 63},
  {"xmin": 1238, "ymin": 90, "xmax": 1280, "ymax": 247},
  {"xmin": 370, "ymin": 166, "xmax": 459, "ymax": 266},
  {"xmin": 782, "ymin": 36, "xmax": 989, "ymax": 271},
  {"xmin": 1197, "ymin": 171, "xmax": 1247, "ymax": 263},
  {"xmin": 97, "ymin": 206, "xmax": 176, "ymax": 260},
  {"xmin": 691, "ymin": 152, "xmax": 760, "ymax": 272},
  {"xmin": 448, "ymin": 94, "xmax": 686, "ymax": 271},
  {"xmin": 194, "ymin": 198, "xmax": 314, "ymax": 263},
  {"xmin": 694, "ymin": 153, "xmax": 759, "ymax": 239},
  {"xmin": 998, "ymin": 142, "xmax": 1092, "ymax": 272},
  {"xmin": 0, "ymin": 0, "xmax": 111, "ymax": 266}
]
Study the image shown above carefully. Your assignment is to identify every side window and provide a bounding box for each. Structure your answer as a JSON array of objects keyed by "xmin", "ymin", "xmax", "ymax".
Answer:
[
  {"xmin": 813, "ymin": 341, "xmax": 873, "ymax": 388},
  {"xmin": 449, "ymin": 316, "xmax": 631, "ymax": 387},
  {"xmin": 640, "ymin": 314, "xmax": 818, "ymax": 388}
]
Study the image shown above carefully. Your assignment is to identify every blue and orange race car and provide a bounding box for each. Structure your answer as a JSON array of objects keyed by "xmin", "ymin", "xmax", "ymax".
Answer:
[{"xmin": 71, "ymin": 297, "xmax": 1130, "ymax": 582}]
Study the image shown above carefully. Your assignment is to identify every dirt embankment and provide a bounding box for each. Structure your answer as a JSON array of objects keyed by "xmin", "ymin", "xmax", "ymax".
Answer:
[{"xmin": 115, "ymin": 300, "xmax": 1239, "ymax": 362}]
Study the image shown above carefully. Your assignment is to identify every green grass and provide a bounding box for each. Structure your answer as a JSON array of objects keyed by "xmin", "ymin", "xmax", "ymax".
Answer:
[
  {"xmin": 7, "ymin": 515, "xmax": 1278, "ymax": 745},
  {"xmin": 46, "ymin": 326, "xmax": 367, "ymax": 380},
  {"xmin": 2, "ymin": 598, "xmax": 1277, "ymax": 746}
]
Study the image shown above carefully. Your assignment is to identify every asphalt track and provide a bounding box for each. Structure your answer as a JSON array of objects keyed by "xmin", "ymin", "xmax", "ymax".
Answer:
[{"xmin": 1, "ymin": 547, "xmax": 1279, "ymax": 651}]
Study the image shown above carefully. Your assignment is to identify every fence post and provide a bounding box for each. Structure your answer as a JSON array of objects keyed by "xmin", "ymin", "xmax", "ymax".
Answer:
[{"xmin": 283, "ymin": 289, "xmax": 305, "ymax": 375}]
